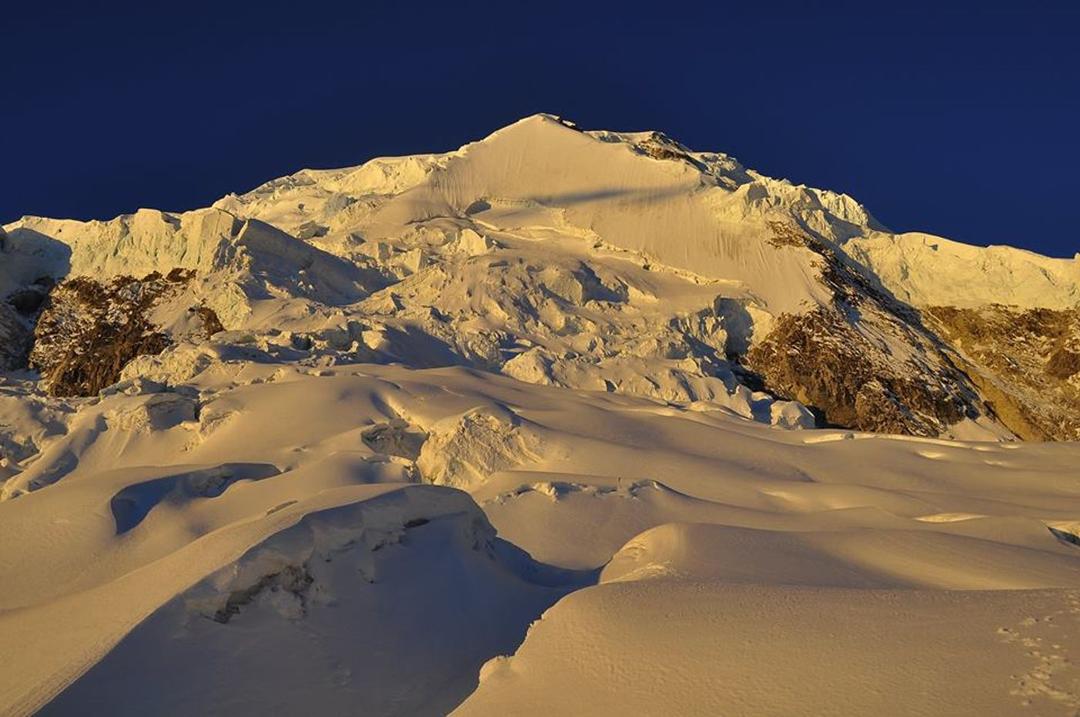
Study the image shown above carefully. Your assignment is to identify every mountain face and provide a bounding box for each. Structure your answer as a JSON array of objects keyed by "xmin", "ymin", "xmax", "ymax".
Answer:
[
  {"xmin": 5, "ymin": 115, "xmax": 1080, "ymax": 717},
  {"xmin": 4, "ymin": 114, "xmax": 1076, "ymax": 442}
]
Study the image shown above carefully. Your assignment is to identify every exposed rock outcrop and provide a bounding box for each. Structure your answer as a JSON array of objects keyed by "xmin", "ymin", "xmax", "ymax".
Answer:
[
  {"xmin": 747, "ymin": 304, "xmax": 976, "ymax": 435},
  {"xmin": 28, "ymin": 271, "xmax": 215, "ymax": 397},
  {"xmin": 923, "ymin": 305, "xmax": 1080, "ymax": 441},
  {"xmin": 745, "ymin": 222, "xmax": 985, "ymax": 436}
]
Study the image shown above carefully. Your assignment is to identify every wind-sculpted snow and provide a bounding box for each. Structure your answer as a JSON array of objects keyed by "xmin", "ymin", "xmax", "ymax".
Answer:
[
  {"xmin": 3, "ymin": 115, "xmax": 1080, "ymax": 715},
  {"xmin": 0, "ymin": 363, "xmax": 1077, "ymax": 710},
  {"xmin": 456, "ymin": 582, "xmax": 1080, "ymax": 716},
  {"xmin": 36, "ymin": 484, "xmax": 587, "ymax": 717},
  {"xmin": 2, "ymin": 362, "xmax": 1080, "ymax": 714}
]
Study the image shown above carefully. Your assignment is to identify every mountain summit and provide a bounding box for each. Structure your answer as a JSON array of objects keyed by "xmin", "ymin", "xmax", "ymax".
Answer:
[{"xmin": 5, "ymin": 114, "xmax": 1077, "ymax": 443}]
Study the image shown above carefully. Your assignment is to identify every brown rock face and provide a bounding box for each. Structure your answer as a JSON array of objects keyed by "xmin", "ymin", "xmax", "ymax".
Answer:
[
  {"xmin": 922, "ymin": 305, "xmax": 1080, "ymax": 441},
  {"xmin": 746, "ymin": 223, "xmax": 983, "ymax": 436},
  {"xmin": 192, "ymin": 305, "xmax": 225, "ymax": 338},
  {"xmin": 630, "ymin": 132, "xmax": 709, "ymax": 172},
  {"xmin": 1047, "ymin": 348, "xmax": 1080, "ymax": 380},
  {"xmin": 29, "ymin": 272, "xmax": 190, "ymax": 397},
  {"xmin": 747, "ymin": 305, "xmax": 975, "ymax": 435}
]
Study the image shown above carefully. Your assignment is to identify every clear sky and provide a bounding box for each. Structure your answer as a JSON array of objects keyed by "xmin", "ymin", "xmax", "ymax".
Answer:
[{"xmin": 4, "ymin": 0, "xmax": 1078, "ymax": 257}]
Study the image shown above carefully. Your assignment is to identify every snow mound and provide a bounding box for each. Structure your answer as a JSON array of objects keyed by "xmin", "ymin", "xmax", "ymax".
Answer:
[
  {"xmin": 418, "ymin": 405, "xmax": 541, "ymax": 490},
  {"xmin": 457, "ymin": 582, "xmax": 1080, "ymax": 717},
  {"xmin": 601, "ymin": 520, "xmax": 1080, "ymax": 590}
]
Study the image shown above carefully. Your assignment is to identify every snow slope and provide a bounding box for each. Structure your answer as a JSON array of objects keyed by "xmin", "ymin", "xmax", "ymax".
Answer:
[
  {"xmin": 846, "ymin": 231, "xmax": 1080, "ymax": 310},
  {"xmin": 2, "ymin": 115, "xmax": 1080, "ymax": 715},
  {"xmin": 3, "ymin": 362, "xmax": 1080, "ymax": 715},
  {"xmin": 457, "ymin": 582, "xmax": 1080, "ymax": 716}
]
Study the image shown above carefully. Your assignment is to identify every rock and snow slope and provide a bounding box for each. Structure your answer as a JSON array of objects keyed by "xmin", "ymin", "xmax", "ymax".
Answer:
[
  {"xmin": 2, "ymin": 115, "xmax": 1080, "ymax": 715},
  {"xmin": 7, "ymin": 114, "xmax": 1077, "ymax": 438}
]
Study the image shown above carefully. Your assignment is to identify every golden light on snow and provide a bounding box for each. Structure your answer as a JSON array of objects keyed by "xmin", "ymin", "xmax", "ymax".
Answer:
[{"xmin": 3, "ymin": 115, "xmax": 1080, "ymax": 716}]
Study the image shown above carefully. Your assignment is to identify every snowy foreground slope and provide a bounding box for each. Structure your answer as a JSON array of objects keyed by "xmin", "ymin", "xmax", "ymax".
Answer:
[{"xmin": 2, "ymin": 115, "xmax": 1080, "ymax": 715}]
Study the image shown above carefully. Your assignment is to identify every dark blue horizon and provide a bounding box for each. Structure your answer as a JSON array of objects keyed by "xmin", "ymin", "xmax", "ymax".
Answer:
[{"xmin": 4, "ymin": 0, "xmax": 1078, "ymax": 257}]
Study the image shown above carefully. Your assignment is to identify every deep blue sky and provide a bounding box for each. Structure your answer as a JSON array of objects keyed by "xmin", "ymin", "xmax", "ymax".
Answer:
[{"xmin": 4, "ymin": 1, "xmax": 1078, "ymax": 257}]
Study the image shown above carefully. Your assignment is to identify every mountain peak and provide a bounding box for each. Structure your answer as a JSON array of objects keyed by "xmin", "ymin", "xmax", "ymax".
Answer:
[
  {"xmin": 3, "ymin": 116, "xmax": 1079, "ymax": 444},
  {"xmin": 4, "ymin": 113, "xmax": 1080, "ymax": 717}
]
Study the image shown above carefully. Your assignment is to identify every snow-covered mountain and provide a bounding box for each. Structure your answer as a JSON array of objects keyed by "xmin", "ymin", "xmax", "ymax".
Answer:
[
  {"xmin": 5, "ymin": 114, "xmax": 1079, "ymax": 442},
  {"xmin": 3, "ymin": 115, "xmax": 1080, "ymax": 716}
]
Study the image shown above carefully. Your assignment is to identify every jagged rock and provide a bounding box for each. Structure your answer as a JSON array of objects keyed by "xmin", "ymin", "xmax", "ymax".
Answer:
[
  {"xmin": 1048, "ymin": 348, "xmax": 1080, "ymax": 380},
  {"xmin": 923, "ymin": 305, "xmax": 1080, "ymax": 441},
  {"xmin": 628, "ymin": 131, "xmax": 709, "ymax": 173},
  {"xmin": 748, "ymin": 305, "xmax": 974, "ymax": 436},
  {"xmin": 740, "ymin": 221, "xmax": 987, "ymax": 436},
  {"xmin": 191, "ymin": 305, "xmax": 225, "ymax": 338},
  {"xmin": 29, "ymin": 274, "xmax": 183, "ymax": 396}
]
